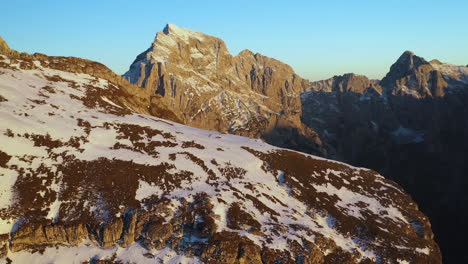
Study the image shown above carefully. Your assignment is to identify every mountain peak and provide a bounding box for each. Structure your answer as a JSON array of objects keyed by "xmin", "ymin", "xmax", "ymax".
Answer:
[
  {"xmin": 380, "ymin": 51, "xmax": 430, "ymax": 90},
  {"xmin": 395, "ymin": 50, "xmax": 428, "ymax": 67},
  {"xmin": 430, "ymin": 59, "xmax": 442, "ymax": 65},
  {"xmin": 158, "ymin": 23, "xmax": 205, "ymax": 42},
  {"xmin": 237, "ymin": 49, "xmax": 255, "ymax": 57},
  {"xmin": 162, "ymin": 23, "xmax": 181, "ymax": 34},
  {"xmin": 402, "ymin": 50, "xmax": 415, "ymax": 56}
]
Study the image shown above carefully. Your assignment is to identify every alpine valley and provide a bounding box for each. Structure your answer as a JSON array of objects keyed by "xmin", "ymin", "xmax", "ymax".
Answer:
[{"xmin": 0, "ymin": 23, "xmax": 466, "ymax": 263}]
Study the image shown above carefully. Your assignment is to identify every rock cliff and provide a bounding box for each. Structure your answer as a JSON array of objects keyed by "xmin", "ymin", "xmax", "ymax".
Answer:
[{"xmin": 124, "ymin": 24, "xmax": 325, "ymax": 155}]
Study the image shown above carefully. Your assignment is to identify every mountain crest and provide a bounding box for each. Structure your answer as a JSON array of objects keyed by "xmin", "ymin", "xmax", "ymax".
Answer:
[
  {"xmin": 389, "ymin": 51, "xmax": 429, "ymax": 78},
  {"xmin": 159, "ymin": 23, "xmax": 206, "ymax": 42},
  {"xmin": 399, "ymin": 50, "xmax": 428, "ymax": 66},
  {"xmin": 380, "ymin": 51, "xmax": 435, "ymax": 97},
  {"xmin": 162, "ymin": 23, "xmax": 176, "ymax": 34},
  {"xmin": 237, "ymin": 49, "xmax": 255, "ymax": 57}
]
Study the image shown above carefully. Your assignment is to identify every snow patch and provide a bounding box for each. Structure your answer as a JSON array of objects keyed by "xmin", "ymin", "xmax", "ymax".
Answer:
[
  {"xmin": 313, "ymin": 183, "xmax": 408, "ymax": 223},
  {"xmin": 0, "ymin": 167, "xmax": 18, "ymax": 209},
  {"xmin": 135, "ymin": 180, "xmax": 163, "ymax": 202},
  {"xmin": 101, "ymin": 96, "xmax": 123, "ymax": 109}
]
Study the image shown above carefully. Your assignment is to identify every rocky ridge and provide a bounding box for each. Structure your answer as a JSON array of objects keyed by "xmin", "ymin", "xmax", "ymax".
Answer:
[
  {"xmin": 0, "ymin": 36, "xmax": 181, "ymax": 124},
  {"xmin": 0, "ymin": 39, "xmax": 442, "ymax": 263}
]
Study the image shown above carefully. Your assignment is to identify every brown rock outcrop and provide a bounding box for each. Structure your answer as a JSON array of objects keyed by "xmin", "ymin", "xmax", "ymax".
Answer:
[
  {"xmin": 0, "ymin": 234, "xmax": 7, "ymax": 258},
  {"xmin": 9, "ymin": 223, "xmax": 89, "ymax": 252},
  {"xmin": 0, "ymin": 37, "xmax": 11, "ymax": 56}
]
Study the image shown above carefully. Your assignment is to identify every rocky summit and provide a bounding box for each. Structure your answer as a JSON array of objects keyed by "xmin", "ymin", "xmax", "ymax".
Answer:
[
  {"xmin": 123, "ymin": 24, "xmax": 468, "ymax": 263},
  {"xmin": 0, "ymin": 38, "xmax": 443, "ymax": 263},
  {"xmin": 123, "ymin": 24, "xmax": 324, "ymax": 156}
]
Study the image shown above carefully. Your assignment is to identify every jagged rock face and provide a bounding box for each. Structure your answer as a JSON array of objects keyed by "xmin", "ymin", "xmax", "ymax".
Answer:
[
  {"xmin": 0, "ymin": 50, "xmax": 441, "ymax": 263},
  {"xmin": 302, "ymin": 73, "xmax": 391, "ymax": 160},
  {"xmin": 123, "ymin": 24, "xmax": 324, "ymax": 155},
  {"xmin": 380, "ymin": 51, "xmax": 468, "ymax": 98},
  {"xmin": 301, "ymin": 53, "xmax": 468, "ymax": 263},
  {"xmin": 301, "ymin": 90, "xmax": 396, "ymax": 162}
]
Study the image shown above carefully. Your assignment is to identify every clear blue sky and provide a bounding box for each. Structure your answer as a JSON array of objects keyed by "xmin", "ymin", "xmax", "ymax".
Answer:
[{"xmin": 2, "ymin": 0, "xmax": 467, "ymax": 81}]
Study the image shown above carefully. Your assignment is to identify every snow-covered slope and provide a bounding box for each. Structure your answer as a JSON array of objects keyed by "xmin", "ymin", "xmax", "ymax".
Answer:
[{"xmin": 0, "ymin": 51, "xmax": 441, "ymax": 263}]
